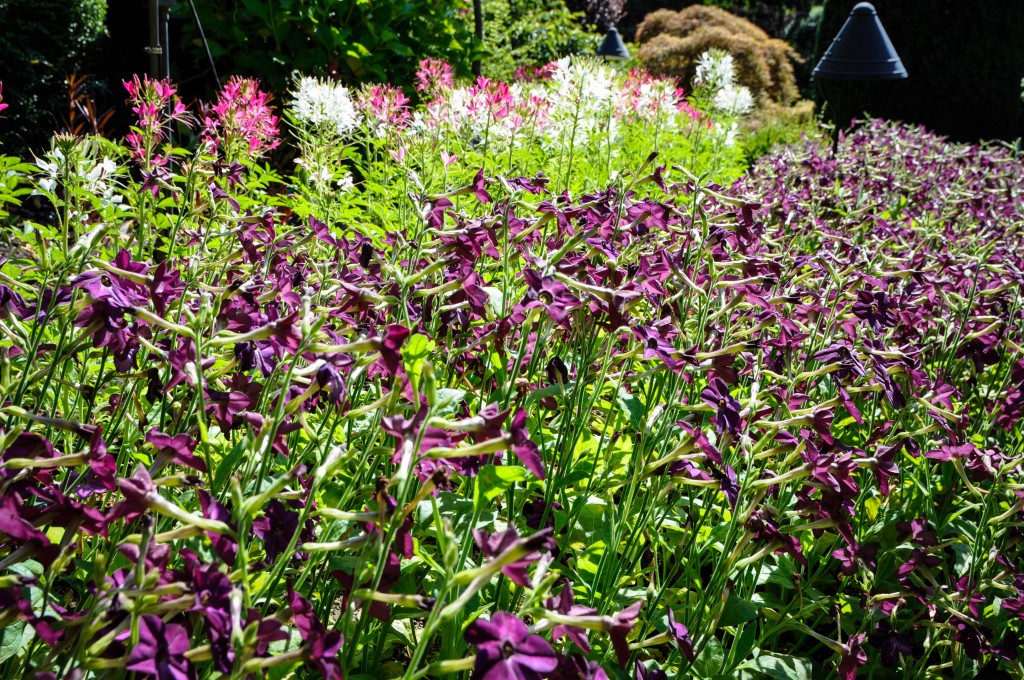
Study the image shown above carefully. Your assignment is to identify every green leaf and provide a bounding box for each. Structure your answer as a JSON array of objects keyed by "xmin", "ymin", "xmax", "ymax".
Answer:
[
  {"xmin": 616, "ymin": 388, "xmax": 646, "ymax": 431},
  {"xmin": 7, "ymin": 559, "xmax": 43, "ymax": 579},
  {"xmin": 214, "ymin": 440, "xmax": 248, "ymax": 492},
  {"xmin": 575, "ymin": 541, "xmax": 606, "ymax": 577},
  {"xmin": 741, "ymin": 653, "xmax": 814, "ymax": 680},
  {"xmin": 0, "ymin": 620, "xmax": 33, "ymax": 663},
  {"xmin": 524, "ymin": 384, "xmax": 562, "ymax": 406},
  {"xmin": 476, "ymin": 464, "xmax": 527, "ymax": 503},
  {"xmin": 732, "ymin": 624, "xmax": 758, "ymax": 666},
  {"xmin": 483, "ymin": 286, "xmax": 504, "ymax": 317},
  {"xmin": 434, "ymin": 388, "xmax": 467, "ymax": 417},
  {"xmin": 719, "ymin": 593, "xmax": 759, "ymax": 628},
  {"xmin": 402, "ymin": 333, "xmax": 435, "ymax": 396},
  {"xmin": 693, "ymin": 636, "xmax": 725, "ymax": 678},
  {"xmin": 951, "ymin": 542, "xmax": 972, "ymax": 575}
]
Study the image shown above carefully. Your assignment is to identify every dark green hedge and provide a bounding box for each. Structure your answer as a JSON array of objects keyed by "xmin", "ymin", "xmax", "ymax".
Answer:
[
  {"xmin": 176, "ymin": 0, "xmax": 477, "ymax": 99},
  {"xmin": 814, "ymin": 0, "xmax": 1024, "ymax": 142},
  {"xmin": 0, "ymin": 0, "xmax": 107, "ymax": 152}
]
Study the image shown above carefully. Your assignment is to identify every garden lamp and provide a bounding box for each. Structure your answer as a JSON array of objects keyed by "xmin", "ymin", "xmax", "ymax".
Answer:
[
  {"xmin": 597, "ymin": 26, "xmax": 631, "ymax": 60},
  {"xmin": 812, "ymin": 2, "xmax": 907, "ymax": 80}
]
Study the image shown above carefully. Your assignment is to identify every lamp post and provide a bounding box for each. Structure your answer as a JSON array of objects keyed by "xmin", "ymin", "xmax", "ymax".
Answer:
[
  {"xmin": 596, "ymin": 26, "xmax": 630, "ymax": 60},
  {"xmin": 146, "ymin": 0, "xmax": 175, "ymax": 80},
  {"xmin": 813, "ymin": 2, "xmax": 906, "ymax": 148},
  {"xmin": 472, "ymin": 0, "xmax": 483, "ymax": 77}
]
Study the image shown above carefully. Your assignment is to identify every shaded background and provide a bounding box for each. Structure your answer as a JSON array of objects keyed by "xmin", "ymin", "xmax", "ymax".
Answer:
[
  {"xmin": 0, "ymin": 0, "xmax": 1021, "ymax": 154},
  {"xmin": 812, "ymin": 0, "xmax": 1024, "ymax": 143}
]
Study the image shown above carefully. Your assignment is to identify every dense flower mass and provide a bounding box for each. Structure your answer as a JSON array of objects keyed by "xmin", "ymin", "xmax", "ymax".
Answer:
[
  {"xmin": 399, "ymin": 56, "xmax": 711, "ymax": 168},
  {"xmin": 0, "ymin": 48, "xmax": 1021, "ymax": 680},
  {"xmin": 290, "ymin": 75, "xmax": 361, "ymax": 136},
  {"xmin": 204, "ymin": 75, "xmax": 280, "ymax": 157},
  {"xmin": 695, "ymin": 49, "xmax": 754, "ymax": 116}
]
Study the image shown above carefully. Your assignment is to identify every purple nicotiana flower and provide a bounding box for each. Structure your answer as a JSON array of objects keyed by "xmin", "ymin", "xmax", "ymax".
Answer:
[
  {"xmin": 745, "ymin": 508, "xmax": 806, "ymax": 565},
  {"xmin": 147, "ymin": 428, "xmax": 205, "ymax": 473},
  {"xmin": 474, "ymin": 527, "xmax": 554, "ymax": 588},
  {"xmin": 0, "ymin": 495, "xmax": 60, "ymax": 566},
  {"xmin": 838, "ymin": 632, "xmax": 867, "ymax": 680},
  {"xmin": 376, "ymin": 324, "xmax": 411, "ymax": 376},
  {"xmin": 252, "ymin": 499, "xmax": 306, "ymax": 562},
  {"xmin": 464, "ymin": 611, "xmax": 558, "ymax": 680},
  {"xmin": 553, "ymin": 653, "xmax": 608, "ymax": 680},
  {"xmin": 700, "ymin": 377, "xmax": 741, "ymax": 436},
  {"xmin": 633, "ymin": 324, "xmax": 693, "ymax": 373},
  {"xmin": 608, "ymin": 600, "xmax": 643, "ymax": 667},
  {"xmin": 125, "ymin": 614, "xmax": 192, "ymax": 680},
  {"xmin": 198, "ymin": 490, "xmax": 238, "ymax": 565},
  {"xmin": 519, "ymin": 269, "xmax": 581, "ymax": 329},
  {"xmin": 635, "ymin": 660, "xmax": 668, "ymax": 680},
  {"xmin": 149, "ymin": 261, "xmax": 186, "ymax": 316},
  {"xmin": 315, "ymin": 363, "xmax": 347, "ymax": 406},
  {"xmin": 545, "ymin": 580, "xmax": 597, "ymax": 653},
  {"xmin": 75, "ymin": 428, "xmax": 118, "ymax": 499},
  {"xmin": 288, "ymin": 587, "xmax": 344, "ymax": 679},
  {"xmin": 667, "ymin": 608, "xmax": 695, "ymax": 661},
  {"xmin": 505, "ymin": 408, "xmax": 546, "ymax": 479},
  {"xmin": 852, "ymin": 289, "xmax": 898, "ymax": 333},
  {"xmin": 867, "ymin": 620, "xmax": 913, "ymax": 666}
]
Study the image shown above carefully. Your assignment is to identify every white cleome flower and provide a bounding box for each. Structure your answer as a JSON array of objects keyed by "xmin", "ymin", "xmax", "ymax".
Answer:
[
  {"xmin": 336, "ymin": 173, "xmax": 355, "ymax": 192},
  {"xmin": 694, "ymin": 50, "xmax": 736, "ymax": 90},
  {"xmin": 290, "ymin": 76, "xmax": 361, "ymax": 136},
  {"xmin": 713, "ymin": 84, "xmax": 755, "ymax": 117}
]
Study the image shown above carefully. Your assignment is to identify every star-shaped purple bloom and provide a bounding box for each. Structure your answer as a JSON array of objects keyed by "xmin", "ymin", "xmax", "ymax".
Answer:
[
  {"xmin": 852, "ymin": 289, "xmax": 898, "ymax": 333},
  {"xmin": 521, "ymin": 269, "xmax": 581, "ymax": 329},
  {"xmin": 147, "ymin": 428, "xmax": 205, "ymax": 473},
  {"xmin": 506, "ymin": 408, "xmax": 546, "ymax": 479},
  {"xmin": 464, "ymin": 611, "xmax": 558, "ymax": 680},
  {"xmin": 700, "ymin": 378, "xmax": 741, "ymax": 436},
  {"xmin": 474, "ymin": 527, "xmax": 554, "ymax": 588},
  {"xmin": 125, "ymin": 614, "xmax": 192, "ymax": 680},
  {"xmin": 867, "ymin": 620, "xmax": 913, "ymax": 666}
]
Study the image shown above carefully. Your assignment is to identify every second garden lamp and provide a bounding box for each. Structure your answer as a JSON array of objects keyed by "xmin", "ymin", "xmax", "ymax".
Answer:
[
  {"xmin": 597, "ymin": 27, "xmax": 631, "ymax": 60},
  {"xmin": 813, "ymin": 2, "xmax": 907, "ymax": 80}
]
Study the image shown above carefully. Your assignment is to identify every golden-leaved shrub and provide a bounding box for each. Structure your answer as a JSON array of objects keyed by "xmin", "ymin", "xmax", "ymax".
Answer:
[{"xmin": 636, "ymin": 5, "xmax": 801, "ymax": 105}]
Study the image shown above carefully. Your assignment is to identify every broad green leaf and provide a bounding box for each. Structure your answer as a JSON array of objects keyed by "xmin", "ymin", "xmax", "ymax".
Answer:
[
  {"xmin": 0, "ymin": 620, "xmax": 33, "ymax": 663},
  {"xmin": 483, "ymin": 286, "xmax": 504, "ymax": 316},
  {"xmin": 434, "ymin": 388, "xmax": 467, "ymax": 417},
  {"xmin": 732, "ymin": 623, "xmax": 758, "ymax": 667},
  {"xmin": 741, "ymin": 653, "xmax": 814, "ymax": 680},
  {"xmin": 719, "ymin": 593, "xmax": 759, "ymax": 628},
  {"xmin": 7, "ymin": 560, "xmax": 43, "ymax": 578},
  {"xmin": 476, "ymin": 464, "xmax": 527, "ymax": 503},
  {"xmin": 693, "ymin": 636, "xmax": 725, "ymax": 678},
  {"xmin": 575, "ymin": 541, "xmax": 606, "ymax": 577},
  {"xmin": 951, "ymin": 542, "xmax": 972, "ymax": 575},
  {"xmin": 616, "ymin": 387, "xmax": 646, "ymax": 431},
  {"xmin": 402, "ymin": 333, "xmax": 435, "ymax": 396},
  {"xmin": 863, "ymin": 495, "xmax": 882, "ymax": 522}
]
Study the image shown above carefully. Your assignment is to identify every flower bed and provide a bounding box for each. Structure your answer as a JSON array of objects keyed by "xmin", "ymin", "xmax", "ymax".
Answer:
[{"xmin": 0, "ymin": 69, "xmax": 1022, "ymax": 680}]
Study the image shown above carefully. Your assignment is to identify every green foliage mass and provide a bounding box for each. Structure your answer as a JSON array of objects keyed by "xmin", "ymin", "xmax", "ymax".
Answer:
[
  {"xmin": 178, "ymin": 0, "xmax": 477, "ymax": 94},
  {"xmin": 481, "ymin": 0, "xmax": 600, "ymax": 80},
  {"xmin": 0, "ymin": 0, "xmax": 107, "ymax": 152},
  {"xmin": 815, "ymin": 0, "xmax": 1024, "ymax": 142}
]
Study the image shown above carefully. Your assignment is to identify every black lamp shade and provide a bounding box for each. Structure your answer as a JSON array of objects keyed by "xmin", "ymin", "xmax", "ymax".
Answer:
[
  {"xmin": 597, "ymin": 27, "xmax": 630, "ymax": 60},
  {"xmin": 813, "ymin": 2, "xmax": 907, "ymax": 80}
]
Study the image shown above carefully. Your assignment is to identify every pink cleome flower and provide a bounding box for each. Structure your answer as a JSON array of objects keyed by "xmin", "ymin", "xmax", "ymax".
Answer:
[
  {"xmin": 357, "ymin": 84, "xmax": 411, "ymax": 130},
  {"xmin": 204, "ymin": 76, "xmax": 280, "ymax": 158},
  {"xmin": 415, "ymin": 58, "xmax": 455, "ymax": 97}
]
